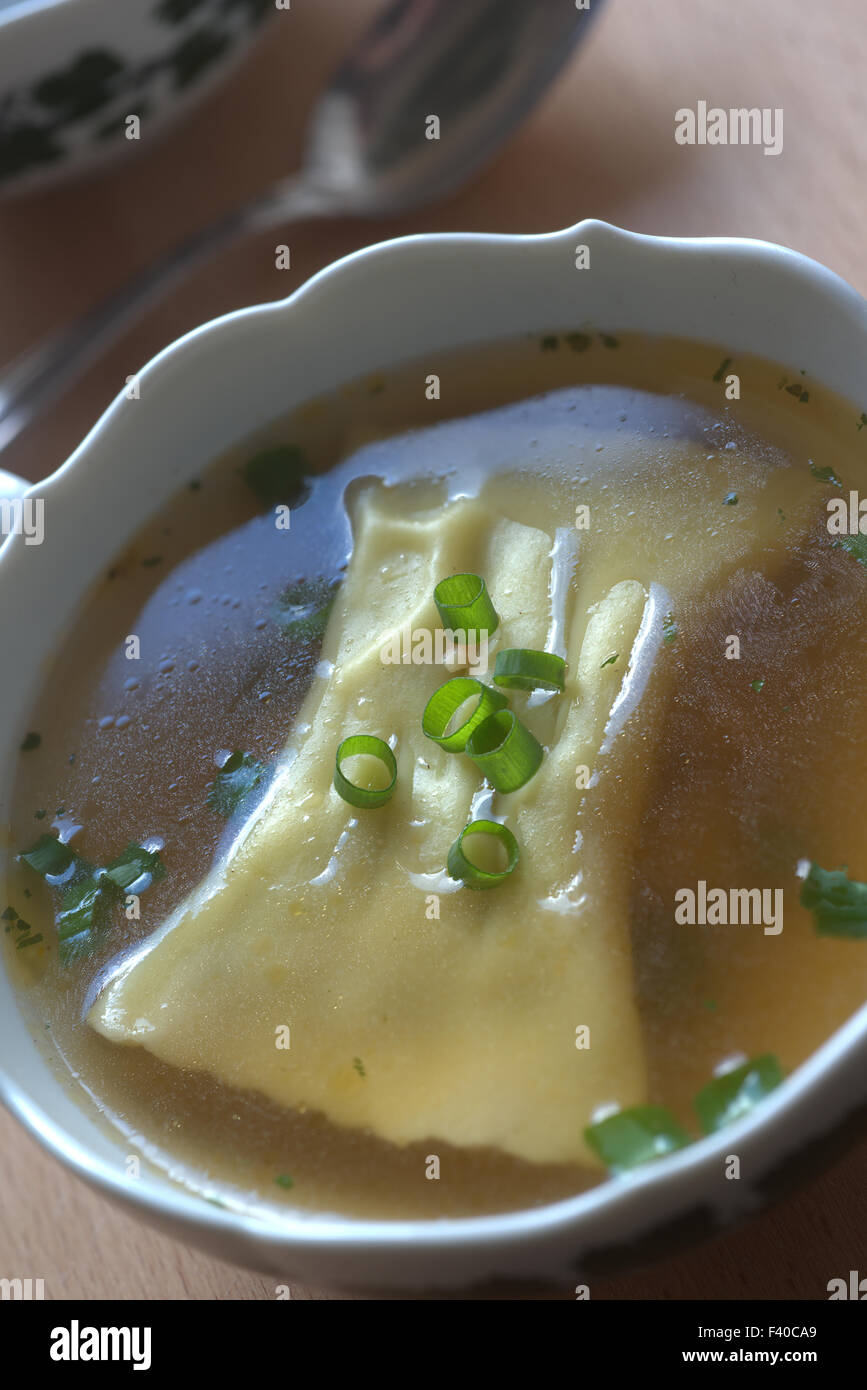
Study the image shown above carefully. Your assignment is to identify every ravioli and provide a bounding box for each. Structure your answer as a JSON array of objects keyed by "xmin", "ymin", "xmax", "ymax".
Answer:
[{"xmin": 89, "ymin": 482, "xmax": 662, "ymax": 1167}]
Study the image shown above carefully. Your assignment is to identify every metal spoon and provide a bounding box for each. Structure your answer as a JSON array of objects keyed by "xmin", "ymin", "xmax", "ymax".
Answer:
[{"xmin": 0, "ymin": 0, "xmax": 604, "ymax": 456}]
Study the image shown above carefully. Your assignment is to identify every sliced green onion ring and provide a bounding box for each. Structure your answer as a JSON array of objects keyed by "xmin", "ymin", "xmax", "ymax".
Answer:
[
  {"xmin": 693, "ymin": 1054, "xmax": 783, "ymax": 1135},
  {"xmin": 433, "ymin": 573, "xmax": 499, "ymax": 638},
  {"xmin": 466, "ymin": 709, "xmax": 543, "ymax": 793},
  {"xmin": 334, "ymin": 735, "xmax": 397, "ymax": 809},
  {"xmin": 447, "ymin": 819, "xmax": 519, "ymax": 890},
  {"xmin": 493, "ymin": 648, "xmax": 566, "ymax": 692},
  {"xmin": 422, "ymin": 677, "xmax": 508, "ymax": 752},
  {"xmin": 584, "ymin": 1105, "xmax": 690, "ymax": 1174},
  {"xmin": 19, "ymin": 833, "xmax": 75, "ymax": 878}
]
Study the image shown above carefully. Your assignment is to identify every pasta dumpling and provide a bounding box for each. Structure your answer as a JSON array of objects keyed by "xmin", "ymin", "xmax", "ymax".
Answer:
[{"xmin": 90, "ymin": 482, "xmax": 659, "ymax": 1167}]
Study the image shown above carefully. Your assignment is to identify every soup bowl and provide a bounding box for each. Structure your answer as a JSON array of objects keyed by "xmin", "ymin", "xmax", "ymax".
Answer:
[
  {"xmin": 1, "ymin": 220, "xmax": 867, "ymax": 1292},
  {"xmin": 0, "ymin": 0, "xmax": 276, "ymax": 199}
]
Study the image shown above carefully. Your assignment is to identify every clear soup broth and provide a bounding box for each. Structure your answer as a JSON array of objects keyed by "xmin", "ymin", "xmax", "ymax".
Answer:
[{"xmin": 4, "ymin": 331, "xmax": 867, "ymax": 1219}]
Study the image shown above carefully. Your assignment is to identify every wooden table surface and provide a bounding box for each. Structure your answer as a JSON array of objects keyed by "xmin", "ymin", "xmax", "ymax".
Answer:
[{"xmin": 2, "ymin": 0, "xmax": 866, "ymax": 1300}]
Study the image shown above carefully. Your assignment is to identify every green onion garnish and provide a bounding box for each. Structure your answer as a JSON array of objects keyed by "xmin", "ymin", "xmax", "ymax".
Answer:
[
  {"xmin": 447, "ymin": 819, "xmax": 519, "ymax": 890},
  {"xmin": 833, "ymin": 532, "xmax": 867, "ymax": 568},
  {"xmin": 800, "ymin": 862, "xmax": 867, "ymax": 938},
  {"xmin": 103, "ymin": 843, "xmax": 166, "ymax": 892},
  {"xmin": 19, "ymin": 834, "xmax": 74, "ymax": 878},
  {"xmin": 693, "ymin": 1054, "xmax": 783, "ymax": 1134},
  {"xmin": 56, "ymin": 871, "xmax": 116, "ymax": 966},
  {"xmin": 15, "ymin": 835, "xmax": 166, "ymax": 967},
  {"xmin": 207, "ymin": 751, "xmax": 266, "ymax": 818},
  {"xmin": 433, "ymin": 573, "xmax": 499, "ymax": 639},
  {"xmin": 810, "ymin": 462, "xmax": 843, "ymax": 486},
  {"xmin": 492, "ymin": 648, "xmax": 566, "ymax": 693},
  {"xmin": 243, "ymin": 444, "xmax": 310, "ymax": 509},
  {"xmin": 334, "ymin": 735, "xmax": 397, "ymax": 809},
  {"xmin": 275, "ymin": 577, "xmax": 339, "ymax": 643},
  {"xmin": 466, "ymin": 710, "xmax": 543, "ymax": 793},
  {"xmin": 422, "ymin": 677, "xmax": 508, "ymax": 752},
  {"xmin": 584, "ymin": 1105, "xmax": 690, "ymax": 1174}
]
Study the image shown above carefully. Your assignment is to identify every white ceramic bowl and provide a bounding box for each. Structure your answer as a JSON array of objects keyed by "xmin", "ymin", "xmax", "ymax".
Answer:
[
  {"xmin": 0, "ymin": 0, "xmax": 275, "ymax": 199},
  {"xmin": 2, "ymin": 221, "xmax": 867, "ymax": 1292}
]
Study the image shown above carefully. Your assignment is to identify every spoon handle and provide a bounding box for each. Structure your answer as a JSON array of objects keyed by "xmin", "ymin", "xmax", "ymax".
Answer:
[{"xmin": 0, "ymin": 175, "xmax": 335, "ymax": 457}]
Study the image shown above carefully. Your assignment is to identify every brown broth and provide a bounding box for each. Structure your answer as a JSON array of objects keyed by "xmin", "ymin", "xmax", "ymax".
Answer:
[{"xmin": 4, "ymin": 330, "xmax": 867, "ymax": 1219}]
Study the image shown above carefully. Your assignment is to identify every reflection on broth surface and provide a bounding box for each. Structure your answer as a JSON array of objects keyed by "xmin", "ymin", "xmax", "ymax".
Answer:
[{"xmin": 4, "ymin": 332, "xmax": 867, "ymax": 1218}]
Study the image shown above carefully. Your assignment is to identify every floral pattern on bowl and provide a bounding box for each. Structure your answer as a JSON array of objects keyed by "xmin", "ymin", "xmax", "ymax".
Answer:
[{"xmin": 0, "ymin": 0, "xmax": 276, "ymax": 197}]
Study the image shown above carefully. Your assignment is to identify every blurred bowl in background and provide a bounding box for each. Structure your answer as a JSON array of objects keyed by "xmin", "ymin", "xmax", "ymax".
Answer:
[{"xmin": 0, "ymin": 0, "xmax": 277, "ymax": 200}]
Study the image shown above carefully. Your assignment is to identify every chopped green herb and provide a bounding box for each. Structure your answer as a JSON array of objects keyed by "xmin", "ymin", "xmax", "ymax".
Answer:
[
  {"xmin": 712, "ymin": 357, "xmax": 733, "ymax": 382},
  {"xmin": 599, "ymin": 333, "xmax": 619, "ymax": 349},
  {"xmin": 465, "ymin": 714, "xmax": 542, "ymax": 796},
  {"xmin": 434, "ymin": 572, "xmax": 499, "ymax": 641},
  {"xmin": 207, "ymin": 752, "xmax": 266, "ymax": 818},
  {"xmin": 103, "ymin": 843, "xmax": 166, "ymax": 892},
  {"xmin": 353, "ymin": 1057, "xmax": 366, "ymax": 1078},
  {"xmin": 492, "ymin": 649, "xmax": 566, "ymax": 693},
  {"xmin": 34, "ymin": 809, "xmax": 46, "ymax": 820},
  {"xmin": 662, "ymin": 615, "xmax": 678, "ymax": 645},
  {"xmin": 20, "ymin": 732, "xmax": 41, "ymax": 752},
  {"xmin": 275, "ymin": 577, "xmax": 339, "ymax": 643},
  {"xmin": 16, "ymin": 933, "xmax": 43, "ymax": 950},
  {"xmin": 18, "ymin": 837, "xmax": 168, "ymax": 968},
  {"xmin": 275, "ymin": 1174, "xmax": 295, "ymax": 1190},
  {"xmin": 540, "ymin": 334, "xmax": 559, "ymax": 351},
  {"xmin": 565, "ymin": 332, "xmax": 592, "ymax": 352},
  {"xmin": 600, "ymin": 653, "xmax": 619, "ymax": 668},
  {"xmin": 584, "ymin": 1105, "xmax": 689, "ymax": 1174},
  {"xmin": 2, "ymin": 906, "xmax": 18, "ymax": 922},
  {"xmin": 858, "ymin": 413, "xmax": 867, "ymax": 432},
  {"xmin": 785, "ymin": 383, "xmax": 809, "ymax": 403},
  {"xmin": 20, "ymin": 833, "xmax": 75, "ymax": 878},
  {"xmin": 56, "ymin": 871, "xmax": 117, "ymax": 966},
  {"xmin": 801, "ymin": 862, "xmax": 867, "ymax": 939},
  {"xmin": 750, "ymin": 679, "xmax": 764, "ymax": 693},
  {"xmin": 694, "ymin": 1055, "xmax": 783, "ymax": 1134},
  {"xmin": 141, "ymin": 556, "xmax": 163, "ymax": 568},
  {"xmin": 447, "ymin": 819, "xmax": 520, "ymax": 889},
  {"xmin": 422, "ymin": 678, "xmax": 507, "ymax": 753},
  {"xmin": 723, "ymin": 491, "xmax": 738, "ymax": 506},
  {"xmin": 243, "ymin": 444, "xmax": 310, "ymax": 510},
  {"xmin": 810, "ymin": 462, "xmax": 843, "ymax": 486},
  {"xmin": 832, "ymin": 532, "xmax": 867, "ymax": 568}
]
